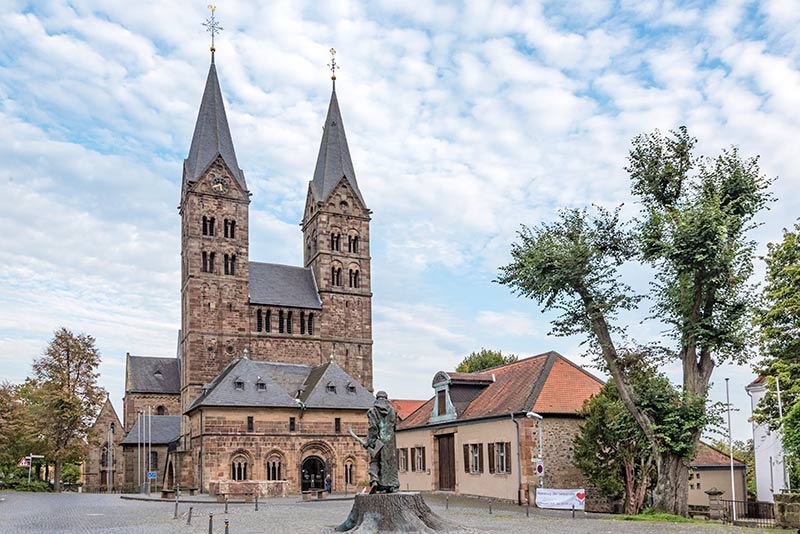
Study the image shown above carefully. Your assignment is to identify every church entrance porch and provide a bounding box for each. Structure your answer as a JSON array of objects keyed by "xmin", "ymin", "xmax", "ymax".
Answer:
[{"xmin": 301, "ymin": 456, "xmax": 326, "ymax": 492}]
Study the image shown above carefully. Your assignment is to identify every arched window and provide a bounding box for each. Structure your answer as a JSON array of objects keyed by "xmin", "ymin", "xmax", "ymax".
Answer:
[
  {"xmin": 354, "ymin": 270, "xmax": 360, "ymax": 288},
  {"xmin": 265, "ymin": 309, "xmax": 271, "ymax": 333},
  {"xmin": 208, "ymin": 217, "xmax": 215, "ymax": 236},
  {"xmin": 300, "ymin": 312, "xmax": 306, "ymax": 335},
  {"xmin": 257, "ymin": 309, "xmax": 263, "ymax": 332},
  {"xmin": 279, "ymin": 310, "xmax": 284, "ymax": 333},
  {"xmin": 231, "ymin": 454, "xmax": 249, "ymax": 481},
  {"xmin": 353, "ymin": 236, "xmax": 359, "ymax": 253},
  {"xmin": 202, "ymin": 251, "xmax": 208, "ymax": 272},
  {"xmin": 202, "ymin": 216, "xmax": 209, "ymax": 236},
  {"xmin": 156, "ymin": 405, "xmax": 165, "ymax": 416},
  {"xmin": 266, "ymin": 454, "xmax": 284, "ymax": 481},
  {"xmin": 307, "ymin": 313, "xmax": 314, "ymax": 335},
  {"xmin": 344, "ymin": 460, "xmax": 355, "ymax": 486},
  {"xmin": 348, "ymin": 235, "xmax": 360, "ymax": 253},
  {"xmin": 224, "ymin": 219, "xmax": 236, "ymax": 239},
  {"xmin": 203, "ymin": 252, "xmax": 215, "ymax": 273},
  {"xmin": 331, "ymin": 232, "xmax": 341, "ymax": 251},
  {"xmin": 331, "ymin": 267, "xmax": 342, "ymax": 287},
  {"xmin": 286, "ymin": 311, "xmax": 293, "ymax": 334},
  {"xmin": 100, "ymin": 443, "xmax": 109, "ymax": 467}
]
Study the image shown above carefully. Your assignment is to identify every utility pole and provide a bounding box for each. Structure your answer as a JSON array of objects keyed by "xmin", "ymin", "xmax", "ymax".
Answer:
[
  {"xmin": 148, "ymin": 406, "xmax": 152, "ymax": 495},
  {"xmin": 776, "ymin": 376, "xmax": 791, "ymax": 491},
  {"xmin": 726, "ymin": 378, "xmax": 737, "ymax": 521}
]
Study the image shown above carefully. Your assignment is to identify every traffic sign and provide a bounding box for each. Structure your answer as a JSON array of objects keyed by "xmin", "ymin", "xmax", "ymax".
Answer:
[
  {"xmin": 147, "ymin": 471, "xmax": 157, "ymax": 479},
  {"xmin": 17, "ymin": 457, "xmax": 29, "ymax": 468},
  {"xmin": 533, "ymin": 458, "xmax": 544, "ymax": 476}
]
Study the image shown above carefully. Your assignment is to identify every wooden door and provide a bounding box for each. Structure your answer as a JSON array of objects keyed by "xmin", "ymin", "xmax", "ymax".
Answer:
[{"xmin": 437, "ymin": 434, "xmax": 455, "ymax": 491}]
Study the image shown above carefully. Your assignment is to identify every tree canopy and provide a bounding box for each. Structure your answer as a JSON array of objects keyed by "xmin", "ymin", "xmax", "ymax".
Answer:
[
  {"xmin": 499, "ymin": 127, "xmax": 772, "ymax": 515},
  {"xmin": 455, "ymin": 348, "xmax": 517, "ymax": 373}
]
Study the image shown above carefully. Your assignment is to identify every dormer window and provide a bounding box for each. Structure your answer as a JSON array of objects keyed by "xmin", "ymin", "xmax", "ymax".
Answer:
[
  {"xmin": 430, "ymin": 372, "xmax": 457, "ymax": 423},
  {"xmin": 346, "ymin": 382, "xmax": 357, "ymax": 394},
  {"xmin": 154, "ymin": 370, "xmax": 163, "ymax": 379},
  {"xmin": 326, "ymin": 381, "xmax": 337, "ymax": 393},
  {"xmin": 256, "ymin": 378, "xmax": 266, "ymax": 391},
  {"xmin": 234, "ymin": 378, "xmax": 244, "ymax": 391}
]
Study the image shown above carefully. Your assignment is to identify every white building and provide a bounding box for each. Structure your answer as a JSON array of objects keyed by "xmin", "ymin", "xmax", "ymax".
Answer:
[{"xmin": 746, "ymin": 377, "xmax": 788, "ymax": 502}]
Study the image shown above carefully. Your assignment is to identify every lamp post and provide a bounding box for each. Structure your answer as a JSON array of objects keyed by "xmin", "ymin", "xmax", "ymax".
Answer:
[
  {"xmin": 526, "ymin": 411, "xmax": 544, "ymax": 487},
  {"xmin": 725, "ymin": 378, "xmax": 737, "ymax": 521}
]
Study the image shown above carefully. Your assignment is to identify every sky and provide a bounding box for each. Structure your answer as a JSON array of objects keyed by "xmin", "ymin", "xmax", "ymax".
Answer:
[{"xmin": 1, "ymin": 0, "xmax": 799, "ymax": 443}]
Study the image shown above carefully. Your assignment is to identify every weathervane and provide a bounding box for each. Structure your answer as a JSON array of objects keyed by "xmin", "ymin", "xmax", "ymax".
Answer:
[
  {"xmin": 203, "ymin": 5, "xmax": 223, "ymax": 61},
  {"xmin": 328, "ymin": 48, "xmax": 339, "ymax": 88}
]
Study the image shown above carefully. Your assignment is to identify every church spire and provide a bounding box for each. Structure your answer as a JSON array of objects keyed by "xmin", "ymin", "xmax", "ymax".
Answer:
[
  {"xmin": 183, "ymin": 7, "xmax": 245, "ymax": 192},
  {"xmin": 310, "ymin": 51, "xmax": 366, "ymax": 208}
]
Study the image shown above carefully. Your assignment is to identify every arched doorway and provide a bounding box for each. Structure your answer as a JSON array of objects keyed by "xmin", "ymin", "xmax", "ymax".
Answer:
[
  {"xmin": 165, "ymin": 461, "xmax": 175, "ymax": 489},
  {"xmin": 301, "ymin": 456, "xmax": 326, "ymax": 492}
]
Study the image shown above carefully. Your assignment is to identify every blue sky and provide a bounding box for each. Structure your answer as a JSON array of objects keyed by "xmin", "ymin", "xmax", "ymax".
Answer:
[{"xmin": 1, "ymin": 0, "xmax": 799, "ymax": 442}]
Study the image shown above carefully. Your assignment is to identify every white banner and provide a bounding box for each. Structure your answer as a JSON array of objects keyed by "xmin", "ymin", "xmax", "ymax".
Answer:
[{"xmin": 535, "ymin": 488, "xmax": 586, "ymax": 510}]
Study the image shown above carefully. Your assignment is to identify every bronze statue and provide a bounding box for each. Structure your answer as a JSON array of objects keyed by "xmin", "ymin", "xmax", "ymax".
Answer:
[{"xmin": 349, "ymin": 390, "xmax": 399, "ymax": 493}]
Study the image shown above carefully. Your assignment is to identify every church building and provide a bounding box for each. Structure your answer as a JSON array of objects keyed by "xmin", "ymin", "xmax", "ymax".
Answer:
[{"xmin": 86, "ymin": 46, "xmax": 376, "ymax": 496}]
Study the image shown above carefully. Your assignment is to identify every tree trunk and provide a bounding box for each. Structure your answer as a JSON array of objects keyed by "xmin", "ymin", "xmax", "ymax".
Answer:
[
  {"xmin": 652, "ymin": 452, "xmax": 689, "ymax": 516},
  {"xmin": 336, "ymin": 492, "xmax": 463, "ymax": 533},
  {"xmin": 54, "ymin": 458, "xmax": 62, "ymax": 493}
]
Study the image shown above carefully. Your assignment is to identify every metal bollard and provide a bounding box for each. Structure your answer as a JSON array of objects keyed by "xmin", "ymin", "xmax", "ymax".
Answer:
[
  {"xmin": 187, "ymin": 506, "xmax": 193, "ymax": 525},
  {"xmin": 208, "ymin": 512, "xmax": 214, "ymax": 534},
  {"xmin": 224, "ymin": 518, "xmax": 229, "ymax": 534},
  {"xmin": 446, "ymin": 496, "xmax": 449, "ymax": 510},
  {"xmin": 174, "ymin": 494, "xmax": 179, "ymax": 519},
  {"xmin": 255, "ymin": 494, "xmax": 259, "ymax": 511},
  {"xmin": 225, "ymin": 496, "xmax": 229, "ymax": 514},
  {"xmin": 571, "ymin": 504, "xmax": 575, "ymax": 519},
  {"xmin": 526, "ymin": 500, "xmax": 530, "ymax": 517},
  {"xmin": 489, "ymin": 501, "xmax": 492, "ymax": 514}
]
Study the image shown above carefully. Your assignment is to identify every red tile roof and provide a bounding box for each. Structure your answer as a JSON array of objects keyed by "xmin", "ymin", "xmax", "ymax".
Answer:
[
  {"xmin": 692, "ymin": 441, "xmax": 745, "ymax": 467},
  {"xmin": 390, "ymin": 399, "xmax": 427, "ymax": 421},
  {"xmin": 398, "ymin": 352, "xmax": 604, "ymax": 430}
]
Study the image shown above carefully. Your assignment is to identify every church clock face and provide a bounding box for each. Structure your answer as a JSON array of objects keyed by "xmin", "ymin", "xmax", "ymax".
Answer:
[{"xmin": 211, "ymin": 175, "xmax": 228, "ymax": 194}]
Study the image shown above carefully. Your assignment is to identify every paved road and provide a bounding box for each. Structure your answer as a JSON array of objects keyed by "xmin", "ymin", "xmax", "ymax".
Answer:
[{"xmin": 0, "ymin": 492, "xmax": 788, "ymax": 533}]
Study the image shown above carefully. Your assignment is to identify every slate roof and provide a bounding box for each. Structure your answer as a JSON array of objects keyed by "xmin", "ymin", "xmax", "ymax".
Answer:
[
  {"xmin": 691, "ymin": 441, "xmax": 745, "ymax": 468},
  {"xmin": 183, "ymin": 61, "xmax": 246, "ymax": 192},
  {"xmin": 126, "ymin": 355, "xmax": 180, "ymax": 394},
  {"xmin": 310, "ymin": 89, "xmax": 366, "ymax": 208},
  {"xmin": 187, "ymin": 358, "xmax": 374, "ymax": 412},
  {"xmin": 398, "ymin": 352, "xmax": 604, "ymax": 430},
  {"xmin": 121, "ymin": 416, "xmax": 181, "ymax": 446},
  {"xmin": 249, "ymin": 262, "xmax": 322, "ymax": 309}
]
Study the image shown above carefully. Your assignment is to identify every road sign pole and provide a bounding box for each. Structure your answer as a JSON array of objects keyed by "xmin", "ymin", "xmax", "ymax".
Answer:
[{"xmin": 27, "ymin": 454, "xmax": 32, "ymax": 484}]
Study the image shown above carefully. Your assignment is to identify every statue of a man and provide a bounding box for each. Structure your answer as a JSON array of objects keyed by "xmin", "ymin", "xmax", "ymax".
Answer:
[{"xmin": 365, "ymin": 391, "xmax": 399, "ymax": 493}]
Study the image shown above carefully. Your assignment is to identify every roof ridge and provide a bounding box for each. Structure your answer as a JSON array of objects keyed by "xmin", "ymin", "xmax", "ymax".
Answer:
[
  {"xmin": 249, "ymin": 261, "xmax": 311, "ymax": 271},
  {"xmin": 523, "ymin": 352, "xmax": 558, "ymax": 411},
  {"xmin": 474, "ymin": 351, "xmax": 554, "ymax": 373}
]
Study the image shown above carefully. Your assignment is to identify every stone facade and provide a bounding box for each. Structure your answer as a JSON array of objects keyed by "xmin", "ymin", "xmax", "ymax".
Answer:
[
  {"xmin": 123, "ymin": 393, "xmax": 181, "ymax": 432},
  {"xmin": 83, "ymin": 398, "xmax": 123, "ymax": 490}
]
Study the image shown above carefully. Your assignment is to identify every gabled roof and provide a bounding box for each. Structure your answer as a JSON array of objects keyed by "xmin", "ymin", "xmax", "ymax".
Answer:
[
  {"xmin": 126, "ymin": 355, "xmax": 180, "ymax": 394},
  {"xmin": 183, "ymin": 61, "xmax": 246, "ymax": 192},
  {"xmin": 90, "ymin": 396, "xmax": 122, "ymax": 431},
  {"xmin": 691, "ymin": 441, "xmax": 745, "ymax": 468},
  {"xmin": 310, "ymin": 89, "xmax": 366, "ymax": 208},
  {"xmin": 121, "ymin": 416, "xmax": 181, "ymax": 446},
  {"xmin": 298, "ymin": 362, "xmax": 375, "ymax": 410},
  {"xmin": 187, "ymin": 358, "xmax": 373, "ymax": 412},
  {"xmin": 390, "ymin": 399, "xmax": 427, "ymax": 421},
  {"xmin": 398, "ymin": 352, "xmax": 604, "ymax": 430},
  {"xmin": 249, "ymin": 262, "xmax": 322, "ymax": 309}
]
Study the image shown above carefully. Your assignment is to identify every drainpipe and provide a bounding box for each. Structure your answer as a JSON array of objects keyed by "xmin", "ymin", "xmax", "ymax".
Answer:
[{"xmin": 511, "ymin": 413, "xmax": 522, "ymax": 505}]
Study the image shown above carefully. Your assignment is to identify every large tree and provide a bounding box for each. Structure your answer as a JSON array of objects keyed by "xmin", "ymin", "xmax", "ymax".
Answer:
[
  {"xmin": 455, "ymin": 348, "xmax": 517, "ymax": 373},
  {"xmin": 0, "ymin": 382, "xmax": 30, "ymax": 468},
  {"xmin": 752, "ymin": 223, "xmax": 800, "ymax": 428},
  {"xmin": 25, "ymin": 328, "xmax": 106, "ymax": 492},
  {"xmin": 574, "ymin": 378, "xmax": 655, "ymax": 515},
  {"xmin": 499, "ymin": 127, "xmax": 771, "ymax": 515}
]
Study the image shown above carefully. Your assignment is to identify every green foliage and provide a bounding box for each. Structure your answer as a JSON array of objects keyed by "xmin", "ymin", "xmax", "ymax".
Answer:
[
  {"xmin": 616, "ymin": 509, "xmax": 700, "ymax": 523},
  {"xmin": 0, "ymin": 470, "xmax": 52, "ymax": 492},
  {"xmin": 60, "ymin": 462, "xmax": 81, "ymax": 484},
  {"xmin": 499, "ymin": 126, "xmax": 772, "ymax": 515},
  {"xmin": 455, "ymin": 348, "xmax": 517, "ymax": 373},
  {"xmin": 574, "ymin": 380, "xmax": 654, "ymax": 514},
  {"xmin": 752, "ymin": 224, "xmax": 800, "ymax": 430},
  {"xmin": 22, "ymin": 328, "xmax": 106, "ymax": 492}
]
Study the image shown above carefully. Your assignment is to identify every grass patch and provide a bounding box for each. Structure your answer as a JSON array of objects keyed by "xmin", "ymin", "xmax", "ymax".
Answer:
[{"xmin": 615, "ymin": 508, "xmax": 701, "ymax": 523}]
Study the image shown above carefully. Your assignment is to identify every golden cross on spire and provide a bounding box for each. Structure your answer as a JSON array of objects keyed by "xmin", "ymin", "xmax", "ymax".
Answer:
[
  {"xmin": 203, "ymin": 5, "xmax": 223, "ymax": 61},
  {"xmin": 327, "ymin": 48, "xmax": 339, "ymax": 87}
]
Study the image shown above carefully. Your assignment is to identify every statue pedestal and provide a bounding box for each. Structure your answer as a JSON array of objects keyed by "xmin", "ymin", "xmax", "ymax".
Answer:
[{"xmin": 335, "ymin": 492, "xmax": 463, "ymax": 533}]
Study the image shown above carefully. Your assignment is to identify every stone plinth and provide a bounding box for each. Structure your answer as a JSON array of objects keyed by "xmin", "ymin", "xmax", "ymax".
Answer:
[
  {"xmin": 775, "ymin": 493, "xmax": 800, "ymax": 528},
  {"xmin": 336, "ymin": 492, "xmax": 463, "ymax": 533}
]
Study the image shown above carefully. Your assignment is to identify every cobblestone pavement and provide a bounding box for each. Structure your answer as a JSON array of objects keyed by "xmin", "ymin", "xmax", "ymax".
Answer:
[{"xmin": 0, "ymin": 492, "xmax": 789, "ymax": 534}]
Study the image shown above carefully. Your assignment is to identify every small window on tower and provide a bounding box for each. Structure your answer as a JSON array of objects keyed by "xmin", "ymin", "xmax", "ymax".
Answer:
[
  {"xmin": 265, "ymin": 310, "xmax": 271, "ymax": 332},
  {"xmin": 247, "ymin": 416, "xmax": 254, "ymax": 432},
  {"xmin": 230, "ymin": 220, "xmax": 236, "ymax": 239},
  {"xmin": 209, "ymin": 252, "xmax": 215, "ymax": 274},
  {"xmin": 286, "ymin": 311, "xmax": 293, "ymax": 334},
  {"xmin": 202, "ymin": 251, "xmax": 208, "ymax": 273},
  {"xmin": 208, "ymin": 217, "xmax": 216, "ymax": 236},
  {"xmin": 335, "ymin": 417, "xmax": 341, "ymax": 433},
  {"xmin": 307, "ymin": 313, "xmax": 314, "ymax": 335},
  {"xmin": 289, "ymin": 417, "xmax": 296, "ymax": 432},
  {"xmin": 202, "ymin": 216, "xmax": 209, "ymax": 236},
  {"xmin": 300, "ymin": 312, "xmax": 306, "ymax": 335},
  {"xmin": 257, "ymin": 309, "xmax": 263, "ymax": 332},
  {"xmin": 279, "ymin": 310, "xmax": 285, "ymax": 333}
]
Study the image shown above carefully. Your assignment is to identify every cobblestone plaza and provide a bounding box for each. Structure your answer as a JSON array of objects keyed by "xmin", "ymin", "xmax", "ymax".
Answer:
[{"xmin": 0, "ymin": 493, "xmax": 784, "ymax": 534}]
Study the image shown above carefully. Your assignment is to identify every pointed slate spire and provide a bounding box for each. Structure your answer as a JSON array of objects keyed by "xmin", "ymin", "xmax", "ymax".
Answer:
[
  {"xmin": 183, "ymin": 61, "xmax": 246, "ymax": 192},
  {"xmin": 310, "ymin": 88, "xmax": 366, "ymax": 208}
]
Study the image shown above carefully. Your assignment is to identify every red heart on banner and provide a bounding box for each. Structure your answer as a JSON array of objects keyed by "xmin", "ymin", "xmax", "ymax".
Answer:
[{"xmin": 576, "ymin": 492, "xmax": 586, "ymax": 501}]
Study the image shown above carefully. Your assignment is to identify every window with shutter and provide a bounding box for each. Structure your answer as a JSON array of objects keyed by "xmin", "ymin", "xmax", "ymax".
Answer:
[
  {"xmin": 463, "ymin": 444, "xmax": 470, "ymax": 473},
  {"xmin": 411, "ymin": 448, "xmax": 417, "ymax": 472},
  {"xmin": 478, "ymin": 443, "xmax": 484, "ymax": 473},
  {"xmin": 505, "ymin": 442, "xmax": 512, "ymax": 474},
  {"xmin": 421, "ymin": 447, "xmax": 426, "ymax": 471},
  {"xmin": 488, "ymin": 443, "xmax": 495, "ymax": 474}
]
